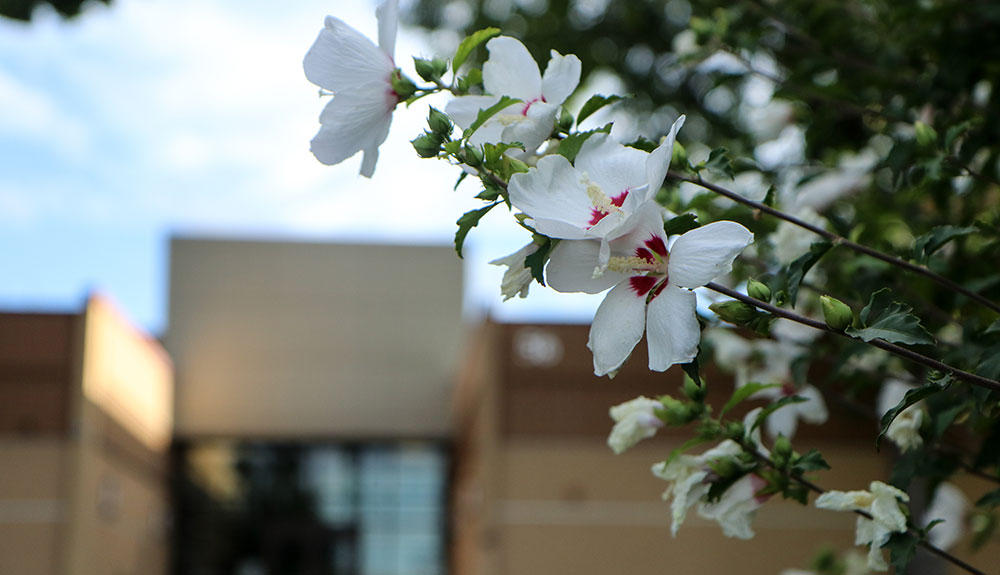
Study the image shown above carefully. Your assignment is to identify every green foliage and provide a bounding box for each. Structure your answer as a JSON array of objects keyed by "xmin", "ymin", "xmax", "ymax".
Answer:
[
  {"xmin": 556, "ymin": 123, "xmax": 612, "ymax": 163},
  {"xmin": 452, "ymin": 27, "xmax": 501, "ymax": 73},
  {"xmin": 884, "ymin": 532, "xmax": 919, "ymax": 575},
  {"xmin": 846, "ymin": 289, "xmax": 936, "ymax": 346},
  {"xmin": 454, "ymin": 201, "xmax": 501, "ymax": 258},
  {"xmin": 524, "ymin": 236, "xmax": 555, "ymax": 286},
  {"xmin": 720, "ymin": 382, "xmax": 779, "ymax": 417},
  {"xmin": 462, "ymin": 96, "xmax": 521, "ymax": 140},
  {"xmin": 911, "ymin": 225, "xmax": 979, "ymax": 265},
  {"xmin": 663, "ymin": 213, "xmax": 701, "ymax": 237},
  {"xmin": 776, "ymin": 242, "xmax": 833, "ymax": 308},
  {"xmin": 576, "ymin": 94, "xmax": 624, "ymax": 125},
  {"xmin": 750, "ymin": 396, "xmax": 809, "ymax": 432},
  {"xmin": 876, "ymin": 378, "xmax": 949, "ymax": 450}
]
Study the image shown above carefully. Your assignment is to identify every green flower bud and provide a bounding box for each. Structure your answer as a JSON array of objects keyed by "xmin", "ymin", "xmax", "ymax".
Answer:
[
  {"xmin": 746, "ymin": 279, "xmax": 771, "ymax": 302},
  {"xmin": 557, "ymin": 110, "xmax": 575, "ymax": 132},
  {"xmin": 658, "ymin": 396, "xmax": 695, "ymax": 425},
  {"xmin": 462, "ymin": 145, "xmax": 483, "ymax": 168},
  {"xmin": 820, "ymin": 295, "xmax": 853, "ymax": 331},
  {"xmin": 427, "ymin": 107, "xmax": 453, "ymax": 137},
  {"xmin": 413, "ymin": 57, "xmax": 437, "ymax": 82},
  {"xmin": 915, "ymin": 121, "xmax": 938, "ymax": 147},
  {"xmin": 709, "ymin": 300, "xmax": 758, "ymax": 325},
  {"xmin": 772, "ymin": 434, "xmax": 793, "ymax": 468},
  {"xmin": 725, "ymin": 420, "xmax": 745, "ymax": 441},
  {"xmin": 683, "ymin": 377, "xmax": 706, "ymax": 403},
  {"xmin": 411, "ymin": 133, "xmax": 441, "ymax": 158},
  {"xmin": 390, "ymin": 70, "xmax": 417, "ymax": 100},
  {"xmin": 709, "ymin": 456, "xmax": 739, "ymax": 479},
  {"xmin": 672, "ymin": 141, "xmax": 688, "ymax": 167}
]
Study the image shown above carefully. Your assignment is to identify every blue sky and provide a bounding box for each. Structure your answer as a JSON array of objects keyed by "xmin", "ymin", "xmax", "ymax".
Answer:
[{"xmin": 0, "ymin": 0, "xmax": 604, "ymax": 334}]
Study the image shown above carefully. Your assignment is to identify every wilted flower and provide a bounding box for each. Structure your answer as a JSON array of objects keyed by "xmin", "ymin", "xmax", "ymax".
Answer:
[
  {"xmin": 607, "ymin": 396, "xmax": 664, "ymax": 454},
  {"xmin": 490, "ymin": 242, "xmax": 539, "ymax": 301},
  {"xmin": 304, "ymin": 0, "xmax": 401, "ymax": 177},
  {"xmin": 698, "ymin": 473, "xmax": 770, "ymax": 539},
  {"xmin": 651, "ymin": 440, "xmax": 743, "ymax": 536},
  {"xmin": 815, "ymin": 481, "xmax": 910, "ymax": 571}
]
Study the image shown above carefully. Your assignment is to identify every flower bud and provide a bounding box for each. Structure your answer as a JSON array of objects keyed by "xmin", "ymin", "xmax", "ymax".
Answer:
[
  {"xmin": 746, "ymin": 279, "xmax": 771, "ymax": 302},
  {"xmin": 390, "ymin": 70, "xmax": 417, "ymax": 100},
  {"xmin": 672, "ymin": 141, "xmax": 688, "ymax": 167},
  {"xmin": 725, "ymin": 420, "xmax": 745, "ymax": 441},
  {"xmin": 820, "ymin": 295, "xmax": 853, "ymax": 331},
  {"xmin": 427, "ymin": 107, "xmax": 453, "ymax": 137},
  {"xmin": 658, "ymin": 396, "xmax": 696, "ymax": 426},
  {"xmin": 709, "ymin": 301, "xmax": 758, "ymax": 325},
  {"xmin": 772, "ymin": 434, "xmax": 793, "ymax": 468},
  {"xmin": 558, "ymin": 110, "xmax": 575, "ymax": 133},
  {"xmin": 915, "ymin": 121, "xmax": 938, "ymax": 147},
  {"xmin": 683, "ymin": 377, "xmax": 706, "ymax": 403},
  {"xmin": 709, "ymin": 456, "xmax": 739, "ymax": 479},
  {"xmin": 411, "ymin": 133, "xmax": 441, "ymax": 158},
  {"xmin": 462, "ymin": 144, "xmax": 483, "ymax": 168}
]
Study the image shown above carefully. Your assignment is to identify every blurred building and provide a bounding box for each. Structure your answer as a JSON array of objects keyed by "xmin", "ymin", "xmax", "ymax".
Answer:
[
  {"xmin": 165, "ymin": 239, "xmax": 464, "ymax": 575},
  {"xmin": 0, "ymin": 295, "xmax": 173, "ymax": 575}
]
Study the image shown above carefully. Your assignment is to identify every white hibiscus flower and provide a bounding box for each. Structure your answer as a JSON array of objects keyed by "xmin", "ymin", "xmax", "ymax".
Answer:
[
  {"xmin": 815, "ymin": 481, "xmax": 910, "ymax": 571},
  {"xmin": 607, "ymin": 396, "xmax": 664, "ymax": 454}
]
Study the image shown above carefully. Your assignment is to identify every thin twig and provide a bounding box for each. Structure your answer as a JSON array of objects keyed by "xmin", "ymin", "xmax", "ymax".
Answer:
[
  {"xmin": 674, "ymin": 172, "xmax": 1000, "ymax": 315},
  {"xmin": 704, "ymin": 282, "xmax": 1000, "ymax": 393}
]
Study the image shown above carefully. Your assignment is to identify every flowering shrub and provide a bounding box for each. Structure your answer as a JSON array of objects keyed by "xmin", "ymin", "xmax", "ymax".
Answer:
[{"xmin": 305, "ymin": 2, "xmax": 1000, "ymax": 573}]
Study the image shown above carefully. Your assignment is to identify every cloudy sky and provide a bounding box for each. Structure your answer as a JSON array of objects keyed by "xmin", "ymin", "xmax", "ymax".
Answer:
[{"xmin": 0, "ymin": 0, "xmax": 604, "ymax": 333}]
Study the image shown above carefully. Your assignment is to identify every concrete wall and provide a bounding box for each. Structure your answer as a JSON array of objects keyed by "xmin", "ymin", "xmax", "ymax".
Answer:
[{"xmin": 166, "ymin": 239, "xmax": 465, "ymax": 439}]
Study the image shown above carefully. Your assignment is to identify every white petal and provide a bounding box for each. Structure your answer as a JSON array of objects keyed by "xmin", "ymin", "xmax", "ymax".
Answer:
[
  {"xmin": 645, "ymin": 285, "xmax": 700, "ymax": 371},
  {"xmin": 376, "ymin": 0, "xmax": 399, "ymax": 59},
  {"xmin": 588, "ymin": 281, "xmax": 647, "ymax": 376},
  {"xmin": 645, "ymin": 115, "xmax": 685, "ymax": 199},
  {"xmin": 575, "ymin": 134, "xmax": 648, "ymax": 203},
  {"xmin": 923, "ymin": 483, "xmax": 969, "ymax": 550},
  {"xmin": 667, "ymin": 221, "xmax": 754, "ymax": 289},
  {"xmin": 509, "ymin": 155, "xmax": 600, "ymax": 233},
  {"xmin": 304, "ymin": 16, "xmax": 393, "ymax": 93},
  {"xmin": 766, "ymin": 406, "xmax": 800, "ymax": 439},
  {"xmin": 607, "ymin": 200, "xmax": 669, "ymax": 249},
  {"xmin": 445, "ymin": 95, "xmax": 502, "ymax": 129},
  {"xmin": 311, "ymin": 86, "xmax": 394, "ymax": 170},
  {"xmin": 541, "ymin": 50, "xmax": 582, "ymax": 105},
  {"xmin": 359, "ymin": 110, "xmax": 393, "ymax": 178},
  {"xmin": 483, "ymin": 36, "xmax": 542, "ymax": 100},
  {"xmin": 797, "ymin": 385, "xmax": 829, "ymax": 425},
  {"xmin": 501, "ymin": 101, "xmax": 558, "ymax": 151},
  {"xmin": 546, "ymin": 240, "xmax": 627, "ymax": 294}
]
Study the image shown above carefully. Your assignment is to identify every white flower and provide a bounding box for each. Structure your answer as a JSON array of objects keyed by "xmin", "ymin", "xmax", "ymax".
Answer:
[
  {"xmin": 544, "ymin": 201, "xmax": 752, "ymax": 376},
  {"xmin": 607, "ymin": 396, "xmax": 664, "ymax": 454},
  {"xmin": 923, "ymin": 482, "xmax": 969, "ymax": 550},
  {"xmin": 490, "ymin": 242, "xmax": 539, "ymax": 301},
  {"xmin": 815, "ymin": 481, "xmax": 910, "ymax": 571},
  {"xmin": 877, "ymin": 379, "xmax": 924, "ymax": 452},
  {"xmin": 698, "ymin": 473, "xmax": 769, "ymax": 539},
  {"xmin": 446, "ymin": 36, "xmax": 581, "ymax": 152},
  {"xmin": 509, "ymin": 116, "xmax": 685, "ymax": 273},
  {"xmin": 651, "ymin": 440, "xmax": 743, "ymax": 536},
  {"xmin": 303, "ymin": 0, "xmax": 400, "ymax": 177},
  {"xmin": 771, "ymin": 207, "xmax": 827, "ymax": 265}
]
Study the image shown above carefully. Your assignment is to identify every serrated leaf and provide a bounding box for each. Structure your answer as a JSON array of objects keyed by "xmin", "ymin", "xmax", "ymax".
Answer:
[
  {"xmin": 885, "ymin": 532, "xmax": 918, "ymax": 575},
  {"xmin": 524, "ymin": 237, "xmax": 557, "ymax": 286},
  {"xmin": 703, "ymin": 147, "xmax": 735, "ymax": 179},
  {"xmin": 721, "ymin": 382, "xmax": 779, "ymax": 417},
  {"xmin": 557, "ymin": 124, "xmax": 612, "ymax": 163},
  {"xmin": 751, "ymin": 395, "xmax": 809, "ymax": 432},
  {"xmin": 783, "ymin": 241, "xmax": 832, "ymax": 307},
  {"xmin": 911, "ymin": 225, "xmax": 978, "ymax": 264},
  {"xmin": 463, "ymin": 96, "xmax": 520, "ymax": 140},
  {"xmin": 663, "ymin": 213, "xmax": 701, "ymax": 236},
  {"xmin": 846, "ymin": 289, "xmax": 935, "ymax": 346},
  {"xmin": 454, "ymin": 201, "xmax": 500, "ymax": 258},
  {"xmin": 452, "ymin": 27, "xmax": 501, "ymax": 73},
  {"xmin": 576, "ymin": 94, "xmax": 624, "ymax": 125},
  {"xmin": 875, "ymin": 379, "xmax": 948, "ymax": 450},
  {"xmin": 791, "ymin": 449, "xmax": 830, "ymax": 473}
]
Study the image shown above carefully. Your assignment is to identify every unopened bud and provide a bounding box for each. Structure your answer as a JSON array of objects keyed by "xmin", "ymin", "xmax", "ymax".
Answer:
[
  {"xmin": 820, "ymin": 295, "xmax": 853, "ymax": 331},
  {"xmin": 390, "ymin": 70, "xmax": 417, "ymax": 100},
  {"xmin": 710, "ymin": 456, "xmax": 739, "ymax": 479},
  {"xmin": 427, "ymin": 107, "xmax": 453, "ymax": 137},
  {"xmin": 725, "ymin": 421, "xmax": 745, "ymax": 441},
  {"xmin": 746, "ymin": 279, "xmax": 771, "ymax": 302},
  {"xmin": 658, "ymin": 396, "xmax": 695, "ymax": 426},
  {"xmin": 672, "ymin": 141, "xmax": 688, "ymax": 167},
  {"xmin": 411, "ymin": 133, "xmax": 441, "ymax": 158},
  {"xmin": 683, "ymin": 377, "xmax": 706, "ymax": 403},
  {"xmin": 558, "ymin": 110, "xmax": 575, "ymax": 132},
  {"xmin": 772, "ymin": 435, "xmax": 792, "ymax": 468},
  {"xmin": 462, "ymin": 145, "xmax": 483, "ymax": 167},
  {"xmin": 915, "ymin": 121, "xmax": 937, "ymax": 147},
  {"xmin": 710, "ymin": 301, "xmax": 758, "ymax": 325}
]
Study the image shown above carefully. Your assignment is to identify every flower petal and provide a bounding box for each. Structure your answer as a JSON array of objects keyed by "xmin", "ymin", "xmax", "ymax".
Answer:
[
  {"xmin": 645, "ymin": 115, "xmax": 685, "ymax": 200},
  {"xmin": 483, "ymin": 36, "xmax": 542, "ymax": 100},
  {"xmin": 304, "ymin": 16, "xmax": 393, "ymax": 93},
  {"xmin": 546, "ymin": 239, "xmax": 628, "ymax": 294},
  {"xmin": 646, "ymin": 285, "xmax": 700, "ymax": 371},
  {"xmin": 575, "ymin": 133, "xmax": 648, "ymax": 204},
  {"xmin": 376, "ymin": 0, "xmax": 399, "ymax": 59},
  {"xmin": 588, "ymin": 281, "xmax": 647, "ymax": 376},
  {"xmin": 667, "ymin": 221, "xmax": 754, "ymax": 289},
  {"xmin": 311, "ymin": 86, "xmax": 394, "ymax": 171},
  {"xmin": 501, "ymin": 101, "xmax": 558, "ymax": 151},
  {"xmin": 541, "ymin": 50, "xmax": 582, "ymax": 105},
  {"xmin": 445, "ymin": 95, "xmax": 503, "ymax": 129},
  {"xmin": 509, "ymin": 155, "xmax": 601, "ymax": 235}
]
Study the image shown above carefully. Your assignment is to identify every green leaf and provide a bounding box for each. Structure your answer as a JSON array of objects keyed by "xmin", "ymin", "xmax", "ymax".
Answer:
[
  {"xmin": 751, "ymin": 395, "xmax": 809, "ymax": 432},
  {"xmin": 463, "ymin": 96, "xmax": 520, "ymax": 140},
  {"xmin": 663, "ymin": 213, "xmax": 701, "ymax": 236},
  {"xmin": 976, "ymin": 344, "xmax": 1000, "ymax": 380},
  {"xmin": 703, "ymin": 147, "xmax": 735, "ymax": 179},
  {"xmin": 985, "ymin": 319, "xmax": 1000, "ymax": 336},
  {"xmin": 576, "ymin": 94, "xmax": 624, "ymax": 125},
  {"xmin": 911, "ymin": 225, "xmax": 978, "ymax": 264},
  {"xmin": 720, "ymin": 382, "xmax": 779, "ymax": 417},
  {"xmin": 452, "ymin": 27, "xmax": 501, "ymax": 73},
  {"xmin": 556, "ymin": 124, "xmax": 612, "ymax": 163},
  {"xmin": 658, "ymin": 435, "xmax": 715, "ymax": 469},
  {"xmin": 976, "ymin": 488, "xmax": 1000, "ymax": 509},
  {"xmin": 524, "ymin": 237, "xmax": 557, "ymax": 286},
  {"xmin": 885, "ymin": 532, "xmax": 918, "ymax": 575},
  {"xmin": 681, "ymin": 356, "xmax": 702, "ymax": 388},
  {"xmin": 454, "ymin": 202, "xmax": 500, "ymax": 258},
  {"xmin": 453, "ymin": 170, "xmax": 469, "ymax": 191},
  {"xmin": 846, "ymin": 289, "xmax": 936, "ymax": 346},
  {"xmin": 875, "ymin": 379, "xmax": 949, "ymax": 450},
  {"xmin": 783, "ymin": 241, "xmax": 832, "ymax": 307},
  {"xmin": 791, "ymin": 449, "xmax": 830, "ymax": 473},
  {"xmin": 944, "ymin": 120, "xmax": 974, "ymax": 150}
]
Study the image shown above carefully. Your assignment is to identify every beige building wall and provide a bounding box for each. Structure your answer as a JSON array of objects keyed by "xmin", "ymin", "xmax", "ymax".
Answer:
[{"xmin": 166, "ymin": 239, "xmax": 465, "ymax": 439}]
